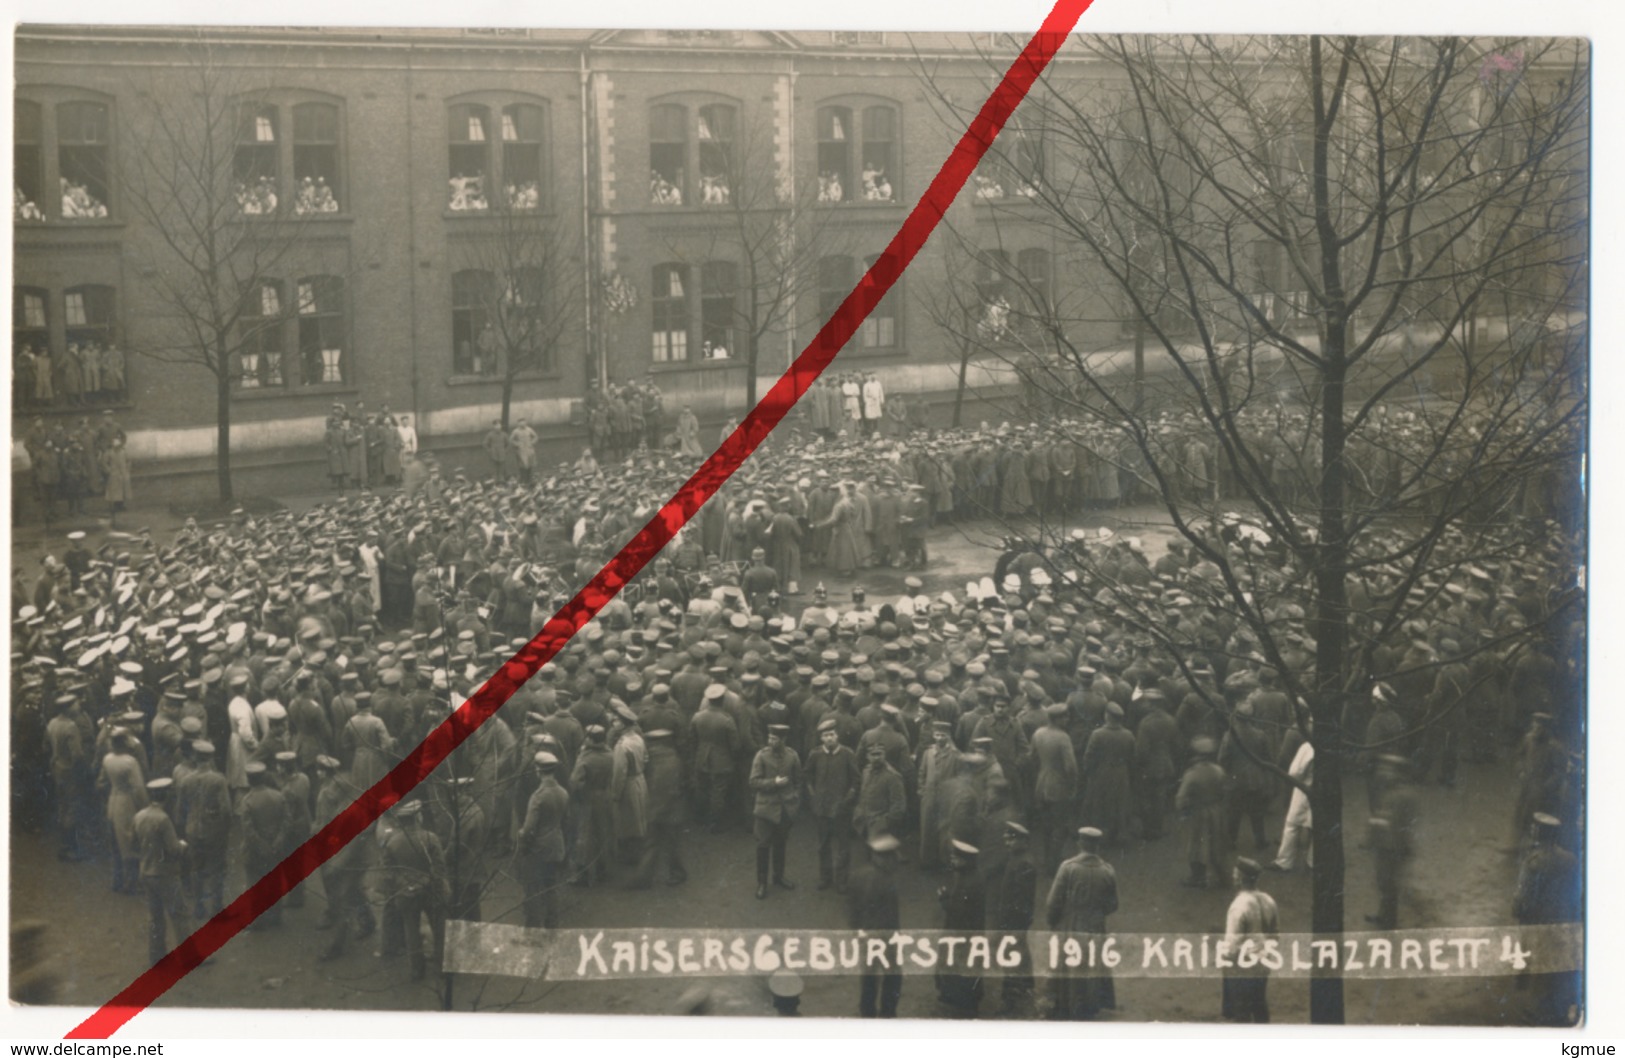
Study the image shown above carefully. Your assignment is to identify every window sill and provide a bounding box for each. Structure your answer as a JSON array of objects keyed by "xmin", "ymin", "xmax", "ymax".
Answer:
[
  {"xmin": 13, "ymin": 400, "xmax": 136, "ymax": 418},
  {"xmin": 442, "ymin": 208, "xmax": 557, "ymax": 222},
  {"xmin": 815, "ymin": 199, "xmax": 905, "ymax": 210},
  {"xmin": 227, "ymin": 212, "xmax": 356, "ymax": 226},
  {"xmin": 648, "ymin": 357, "xmax": 743, "ymax": 373},
  {"xmin": 232, "ymin": 384, "xmax": 360, "ymax": 402},
  {"xmin": 14, "ymin": 218, "xmax": 126, "ymax": 231},
  {"xmin": 446, "ymin": 372, "xmax": 561, "ymax": 386}
]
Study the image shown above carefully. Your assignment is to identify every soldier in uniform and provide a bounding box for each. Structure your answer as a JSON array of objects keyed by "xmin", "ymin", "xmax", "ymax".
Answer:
[
  {"xmin": 854, "ymin": 743, "xmax": 906, "ymax": 850},
  {"xmin": 988, "ymin": 821, "xmax": 1038, "ymax": 1016},
  {"xmin": 517, "ymin": 752, "xmax": 571, "ymax": 928},
  {"xmin": 935, "ymin": 839, "xmax": 986, "ymax": 1015},
  {"xmin": 1220, "ymin": 857, "xmax": 1278, "ymax": 1023},
  {"xmin": 691, "ymin": 685, "xmax": 740, "ymax": 832},
  {"xmin": 1365, "ymin": 755, "xmax": 1420, "ymax": 930},
  {"xmin": 133, "ymin": 778, "xmax": 190, "ymax": 966},
  {"xmin": 175, "ymin": 740, "xmax": 231, "ymax": 920},
  {"xmin": 569, "ymin": 725, "xmax": 615, "ymax": 886},
  {"xmin": 849, "ymin": 834, "xmax": 903, "ymax": 1018},
  {"xmin": 1046, "ymin": 827, "xmax": 1118, "ymax": 1020},
  {"xmin": 1512, "ymin": 813, "xmax": 1581, "ymax": 1025},
  {"xmin": 806, "ymin": 718, "xmax": 860, "ymax": 892},
  {"xmin": 314, "ymin": 756, "xmax": 374, "ymax": 959},
  {"xmin": 1031, "ymin": 703, "xmax": 1078, "ymax": 874},
  {"xmin": 378, "ymin": 800, "xmax": 448, "ymax": 980},
  {"xmin": 1177, "ymin": 737, "xmax": 1229, "ymax": 888},
  {"xmin": 749, "ymin": 723, "xmax": 802, "ymax": 899},
  {"xmin": 237, "ymin": 762, "xmax": 289, "ymax": 928}
]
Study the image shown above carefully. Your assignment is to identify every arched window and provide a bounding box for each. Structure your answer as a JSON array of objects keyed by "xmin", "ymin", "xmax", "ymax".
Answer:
[
  {"xmin": 649, "ymin": 104, "xmax": 688, "ymax": 206},
  {"xmin": 651, "ymin": 263, "xmax": 690, "ymax": 361},
  {"xmin": 976, "ymin": 250, "xmax": 1014, "ymax": 344},
  {"xmin": 58, "ymin": 101, "xmax": 110, "ymax": 218},
  {"xmin": 452, "ymin": 269, "xmax": 496, "ymax": 375},
  {"xmin": 292, "ymin": 103, "xmax": 341, "ymax": 214},
  {"xmin": 15, "ymin": 100, "xmax": 44, "ymax": 220},
  {"xmin": 238, "ymin": 280, "xmax": 286, "ymax": 388},
  {"xmin": 297, "ymin": 276, "xmax": 346, "ymax": 385},
  {"xmin": 448, "ymin": 104, "xmax": 493, "ymax": 212},
  {"xmin": 976, "ymin": 126, "xmax": 1043, "ymax": 201},
  {"xmin": 700, "ymin": 261, "xmax": 738, "ymax": 358},
  {"xmin": 502, "ymin": 265, "xmax": 553, "ymax": 374},
  {"xmin": 65, "ymin": 283, "xmax": 115, "ymax": 346},
  {"xmin": 817, "ymin": 101, "xmax": 900, "ymax": 204}
]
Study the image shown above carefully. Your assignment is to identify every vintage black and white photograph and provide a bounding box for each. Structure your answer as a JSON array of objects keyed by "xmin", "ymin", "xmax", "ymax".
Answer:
[{"xmin": 8, "ymin": 21, "xmax": 1588, "ymax": 1029}]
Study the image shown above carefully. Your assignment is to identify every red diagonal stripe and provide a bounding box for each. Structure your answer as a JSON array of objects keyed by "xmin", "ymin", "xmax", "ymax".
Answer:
[{"xmin": 67, "ymin": 4, "xmax": 1091, "ymax": 1037}]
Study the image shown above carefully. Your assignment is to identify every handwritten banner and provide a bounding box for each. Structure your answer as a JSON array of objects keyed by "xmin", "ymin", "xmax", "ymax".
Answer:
[{"xmin": 443, "ymin": 923, "xmax": 1582, "ymax": 981}]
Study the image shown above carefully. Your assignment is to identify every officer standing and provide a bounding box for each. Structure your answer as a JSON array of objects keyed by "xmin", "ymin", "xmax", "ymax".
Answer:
[
  {"xmin": 133, "ymin": 777, "xmax": 190, "ymax": 966},
  {"xmin": 379, "ymin": 801, "xmax": 448, "ymax": 980},
  {"xmin": 988, "ymin": 820, "xmax": 1038, "ymax": 1015},
  {"xmin": 750, "ymin": 723, "xmax": 802, "ymax": 899},
  {"xmin": 516, "ymin": 752, "xmax": 570, "ymax": 929},
  {"xmin": 237, "ymin": 762, "xmax": 289, "ymax": 928},
  {"xmin": 1045, "ymin": 827, "xmax": 1117, "ymax": 1021},
  {"xmin": 849, "ymin": 834, "xmax": 903, "ymax": 1018}
]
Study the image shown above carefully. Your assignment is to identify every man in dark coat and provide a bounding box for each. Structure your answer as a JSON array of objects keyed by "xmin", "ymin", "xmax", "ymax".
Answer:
[
  {"xmin": 1134, "ymin": 691, "xmax": 1181, "ymax": 841},
  {"xmin": 1045, "ymin": 827, "xmax": 1117, "ymax": 1020},
  {"xmin": 854, "ymin": 743, "xmax": 907, "ymax": 848},
  {"xmin": 1365, "ymin": 754, "xmax": 1420, "ymax": 930},
  {"xmin": 237, "ymin": 762, "xmax": 289, "ymax": 928},
  {"xmin": 378, "ymin": 801, "xmax": 448, "ymax": 981},
  {"xmin": 935, "ymin": 839, "xmax": 986, "ymax": 1015},
  {"xmin": 806, "ymin": 719, "xmax": 861, "ymax": 892},
  {"xmin": 849, "ymin": 834, "xmax": 903, "ymax": 1018},
  {"xmin": 749, "ymin": 724, "xmax": 802, "ymax": 899},
  {"xmin": 1177, "ymin": 737, "xmax": 1229, "ymax": 889},
  {"xmin": 517, "ymin": 752, "xmax": 571, "ymax": 928},
  {"xmin": 987, "ymin": 821, "xmax": 1038, "ymax": 1015},
  {"xmin": 569, "ymin": 725, "xmax": 615, "ymax": 885},
  {"xmin": 1079, "ymin": 703, "xmax": 1135, "ymax": 845},
  {"xmin": 1513, "ymin": 813, "xmax": 1581, "ymax": 1025}
]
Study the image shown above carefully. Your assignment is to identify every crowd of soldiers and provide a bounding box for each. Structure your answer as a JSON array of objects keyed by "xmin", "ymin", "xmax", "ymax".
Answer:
[
  {"xmin": 13, "ymin": 410, "xmax": 133, "ymax": 524},
  {"xmin": 10, "ymin": 402, "xmax": 1584, "ymax": 1022}
]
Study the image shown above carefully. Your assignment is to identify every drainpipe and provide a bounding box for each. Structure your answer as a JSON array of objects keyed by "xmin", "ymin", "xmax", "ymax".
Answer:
[{"xmin": 579, "ymin": 50, "xmax": 602, "ymax": 394}]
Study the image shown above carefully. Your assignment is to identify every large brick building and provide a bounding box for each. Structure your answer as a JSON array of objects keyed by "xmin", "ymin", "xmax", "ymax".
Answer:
[
  {"xmin": 14, "ymin": 26, "xmax": 1085, "ymax": 501},
  {"xmin": 13, "ymin": 28, "xmax": 1586, "ymax": 502}
]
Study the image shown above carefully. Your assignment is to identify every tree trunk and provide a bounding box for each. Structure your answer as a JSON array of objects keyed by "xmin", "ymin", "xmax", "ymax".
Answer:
[
  {"xmin": 501, "ymin": 376, "xmax": 514, "ymax": 432},
  {"xmin": 745, "ymin": 330, "xmax": 760, "ymax": 410},
  {"xmin": 1133, "ymin": 321, "xmax": 1147, "ymax": 414},
  {"xmin": 952, "ymin": 338, "xmax": 972, "ymax": 428},
  {"xmin": 1306, "ymin": 36, "xmax": 1347, "ymax": 1025},
  {"xmin": 215, "ymin": 356, "xmax": 234, "ymax": 503},
  {"xmin": 1309, "ymin": 350, "xmax": 1348, "ymax": 1027}
]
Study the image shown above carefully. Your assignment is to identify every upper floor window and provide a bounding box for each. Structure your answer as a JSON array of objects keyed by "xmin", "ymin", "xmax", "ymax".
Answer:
[
  {"xmin": 14, "ymin": 93, "xmax": 114, "ymax": 221},
  {"xmin": 816, "ymin": 101, "xmax": 898, "ymax": 204},
  {"xmin": 976, "ymin": 249, "xmax": 1051, "ymax": 344},
  {"xmin": 15, "ymin": 101, "xmax": 44, "ymax": 221},
  {"xmin": 974, "ymin": 126, "xmax": 1043, "ymax": 201},
  {"xmin": 232, "ymin": 95, "xmax": 344, "ymax": 216},
  {"xmin": 649, "ymin": 98, "xmax": 739, "ymax": 207},
  {"xmin": 448, "ymin": 96, "xmax": 550, "ymax": 212}
]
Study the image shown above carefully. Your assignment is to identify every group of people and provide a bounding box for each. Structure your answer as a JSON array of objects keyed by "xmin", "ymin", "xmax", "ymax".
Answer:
[
  {"xmin": 14, "ymin": 340, "xmax": 128, "ymax": 410},
  {"xmin": 8, "ymin": 381, "xmax": 1582, "ymax": 1021},
  {"xmin": 323, "ymin": 403, "xmax": 420, "ymax": 493},
  {"xmin": 805, "ymin": 373, "xmax": 894, "ymax": 440},
  {"xmin": 13, "ymin": 410, "xmax": 132, "ymax": 523},
  {"xmin": 584, "ymin": 376, "xmax": 667, "ymax": 462}
]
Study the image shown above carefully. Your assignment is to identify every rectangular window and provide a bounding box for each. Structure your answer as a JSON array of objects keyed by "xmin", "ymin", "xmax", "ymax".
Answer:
[
  {"xmin": 452, "ymin": 270, "xmax": 496, "ymax": 376},
  {"xmin": 860, "ymin": 107, "xmax": 896, "ymax": 202},
  {"xmin": 293, "ymin": 103, "xmax": 341, "ymax": 214},
  {"xmin": 650, "ymin": 104, "xmax": 687, "ymax": 205},
  {"xmin": 701, "ymin": 261, "xmax": 737, "ymax": 358},
  {"xmin": 697, "ymin": 104, "xmax": 735, "ymax": 205},
  {"xmin": 651, "ymin": 264, "xmax": 689, "ymax": 362},
  {"xmin": 235, "ymin": 105, "xmax": 279, "ymax": 215},
  {"xmin": 239, "ymin": 281, "xmax": 285, "ymax": 388},
  {"xmin": 502, "ymin": 103, "xmax": 544, "ymax": 210},
  {"xmin": 817, "ymin": 107, "xmax": 852, "ymax": 203},
  {"xmin": 58, "ymin": 101, "xmax": 110, "ymax": 218},
  {"xmin": 449, "ymin": 104, "xmax": 492, "ymax": 211},
  {"xmin": 860, "ymin": 254, "xmax": 898, "ymax": 348},
  {"xmin": 13, "ymin": 287, "xmax": 51, "ymax": 408},
  {"xmin": 15, "ymin": 101, "xmax": 43, "ymax": 218},
  {"xmin": 297, "ymin": 276, "xmax": 346, "ymax": 384}
]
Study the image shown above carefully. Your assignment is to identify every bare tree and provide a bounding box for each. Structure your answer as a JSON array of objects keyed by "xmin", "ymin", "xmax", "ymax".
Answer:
[
  {"xmin": 660, "ymin": 110, "xmax": 857, "ymax": 409},
  {"xmin": 449, "ymin": 206, "xmax": 583, "ymax": 431},
  {"xmin": 120, "ymin": 35, "xmax": 361, "ymax": 503},
  {"xmin": 925, "ymin": 34, "xmax": 1588, "ymax": 1023}
]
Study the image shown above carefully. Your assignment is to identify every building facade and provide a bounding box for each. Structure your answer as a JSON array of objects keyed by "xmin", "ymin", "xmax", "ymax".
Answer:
[{"xmin": 13, "ymin": 28, "xmax": 1586, "ymax": 502}]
